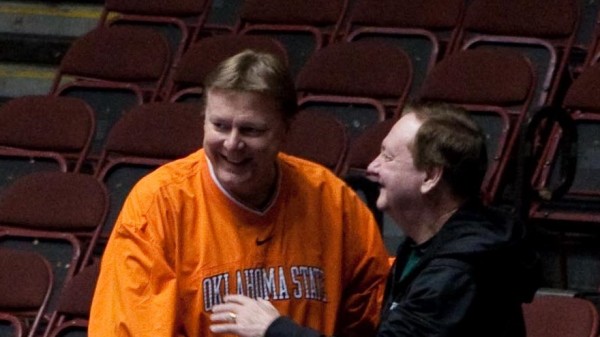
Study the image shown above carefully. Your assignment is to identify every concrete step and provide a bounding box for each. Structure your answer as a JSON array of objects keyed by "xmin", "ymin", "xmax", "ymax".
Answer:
[
  {"xmin": 0, "ymin": 62, "xmax": 56, "ymax": 99},
  {"xmin": 0, "ymin": 0, "xmax": 244, "ymax": 100},
  {"xmin": 0, "ymin": 1, "xmax": 100, "ymax": 99},
  {"xmin": 0, "ymin": 32, "xmax": 74, "ymax": 65},
  {"xmin": 0, "ymin": 1, "xmax": 101, "ymax": 37}
]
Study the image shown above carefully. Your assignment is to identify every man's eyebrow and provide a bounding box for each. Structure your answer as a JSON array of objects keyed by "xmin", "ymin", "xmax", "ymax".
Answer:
[{"xmin": 239, "ymin": 121, "xmax": 268, "ymax": 129}]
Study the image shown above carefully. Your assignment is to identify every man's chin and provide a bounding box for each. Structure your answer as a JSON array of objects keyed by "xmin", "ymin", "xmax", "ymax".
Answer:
[
  {"xmin": 375, "ymin": 198, "xmax": 388, "ymax": 211},
  {"xmin": 216, "ymin": 171, "xmax": 252, "ymax": 186}
]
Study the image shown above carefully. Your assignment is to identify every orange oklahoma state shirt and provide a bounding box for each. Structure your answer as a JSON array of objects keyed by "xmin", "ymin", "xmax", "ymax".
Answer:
[{"xmin": 89, "ymin": 149, "xmax": 389, "ymax": 337}]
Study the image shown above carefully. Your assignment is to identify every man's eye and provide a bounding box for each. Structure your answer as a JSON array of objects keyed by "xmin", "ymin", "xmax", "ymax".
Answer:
[
  {"xmin": 382, "ymin": 153, "xmax": 393, "ymax": 161},
  {"xmin": 213, "ymin": 122, "xmax": 228, "ymax": 131},
  {"xmin": 241, "ymin": 127, "xmax": 265, "ymax": 136}
]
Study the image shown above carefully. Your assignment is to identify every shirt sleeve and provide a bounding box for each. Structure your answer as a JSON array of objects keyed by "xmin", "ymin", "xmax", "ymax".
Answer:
[
  {"xmin": 336, "ymin": 188, "xmax": 390, "ymax": 337},
  {"xmin": 89, "ymin": 188, "xmax": 178, "ymax": 337},
  {"xmin": 265, "ymin": 188, "xmax": 389, "ymax": 337},
  {"xmin": 377, "ymin": 259, "xmax": 476, "ymax": 337}
]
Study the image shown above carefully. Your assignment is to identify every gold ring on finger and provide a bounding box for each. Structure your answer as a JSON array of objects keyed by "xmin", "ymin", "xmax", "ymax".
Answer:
[{"xmin": 227, "ymin": 312, "xmax": 237, "ymax": 323}]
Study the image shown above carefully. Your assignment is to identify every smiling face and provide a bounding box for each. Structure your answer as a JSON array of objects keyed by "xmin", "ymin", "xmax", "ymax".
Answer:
[
  {"xmin": 366, "ymin": 113, "xmax": 426, "ymax": 214},
  {"xmin": 203, "ymin": 88, "xmax": 288, "ymax": 208}
]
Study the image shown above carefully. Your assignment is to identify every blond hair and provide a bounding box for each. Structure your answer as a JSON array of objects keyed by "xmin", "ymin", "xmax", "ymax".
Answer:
[{"xmin": 203, "ymin": 49, "xmax": 297, "ymax": 122}]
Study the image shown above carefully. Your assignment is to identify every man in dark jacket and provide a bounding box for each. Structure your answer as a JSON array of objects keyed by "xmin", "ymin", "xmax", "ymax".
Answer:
[{"xmin": 209, "ymin": 102, "xmax": 541, "ymax": 337}]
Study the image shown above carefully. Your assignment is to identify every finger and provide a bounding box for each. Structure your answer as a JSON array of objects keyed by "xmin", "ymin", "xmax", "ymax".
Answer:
[
  {"xmin": 209, "ymin": 312, "xmax": 237, "ymax": 323},
  {"xmin": 210, "ymin": 311, "xmax": 237, "ymax": 321},
  {"xmin": 257, "ymin": 297, "xmax": 271, "ymax": 305},
  {"xmin": 211, "ymin": 302, "xmax": 239, "ymax": 313},
  {"xmin": 223, "ymin": 294, "xmax": 254, "ymax": 304},
  {"xmin": 257, "ymin": 297, "xmax": 276, "ymax": 309},
  {"xmin": 209, "ymin": 323, "xmax": 238, "ymax": 334}
]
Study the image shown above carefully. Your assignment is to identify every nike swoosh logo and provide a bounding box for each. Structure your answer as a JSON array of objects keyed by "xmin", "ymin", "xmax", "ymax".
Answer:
[{"xmin": 256, "ymin": 236, "xmax": 273, "ymax": 246}]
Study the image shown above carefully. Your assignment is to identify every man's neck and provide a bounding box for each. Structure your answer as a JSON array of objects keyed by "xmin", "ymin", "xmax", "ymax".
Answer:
[{"xmin": 396, "ymin": 199, "xmax": 463, "ymax": 244}]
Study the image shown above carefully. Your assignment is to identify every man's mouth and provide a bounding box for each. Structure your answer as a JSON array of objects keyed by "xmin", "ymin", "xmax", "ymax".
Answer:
[
  {"xmin": 221, "ymin": 154, "xmax": 250, "ymax": 166},
  {"xmin": 365, "ymin": 172, "xmax": 379, "ymax": 183}
]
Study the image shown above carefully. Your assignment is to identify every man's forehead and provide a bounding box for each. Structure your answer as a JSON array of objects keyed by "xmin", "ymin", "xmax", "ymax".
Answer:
[{"xmin": 395, "ymin": 113, "xmax": 422, "ymax": 137}]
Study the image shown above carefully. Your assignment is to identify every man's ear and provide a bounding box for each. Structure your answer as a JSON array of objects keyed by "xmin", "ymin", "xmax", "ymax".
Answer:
[{"xmin": 420, "ymin": 166, "xmax": 443, "ymax": 194}]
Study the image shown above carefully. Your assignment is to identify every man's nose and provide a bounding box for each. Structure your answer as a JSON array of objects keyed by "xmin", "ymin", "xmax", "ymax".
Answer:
[
  {"xmin": 223, "ymin": 131, "xmax": 243, "ymax": 150},
  {"xmin": 365, "ymin": 158, "xmax": 380, "ymax": 182}
]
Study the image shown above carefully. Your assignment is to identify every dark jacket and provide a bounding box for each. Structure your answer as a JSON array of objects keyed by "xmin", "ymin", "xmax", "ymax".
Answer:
[
  {"xmin": 377, "ymin": 200, "xmax": 541, "ymax": 337},
  {"xmin": 266, "ymin": 200, "xmax": 541, "ymax": 337}
]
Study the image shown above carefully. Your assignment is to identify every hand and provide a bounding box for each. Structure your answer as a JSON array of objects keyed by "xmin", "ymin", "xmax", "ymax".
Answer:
[{"xmin": 210, "ymin": 294, "xmax": 281, "ymax": 337}]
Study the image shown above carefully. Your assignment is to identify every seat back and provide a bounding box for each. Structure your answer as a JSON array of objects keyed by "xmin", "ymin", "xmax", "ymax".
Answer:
[
  {"xmin": 342, "ymin": 0, "xmax": 466, "ymax": 93},
  {"xmin": 296, "ymin": 40, "xmax": 413, "ymax": 139},
  {"xmin": 94, "ymin": 102, "xmax": 204, "ymax": 243},
  {"xmin": 166, "ymin": 35, "xmax": 288, "ymax": 102},
  {"xmin": 51, "ymin": 26, "xmax": 172, "ymax": 155},
  {"xmin": 0, "ymin": 248, "xmax": 53, "ymax": 337},
  {"xmin": 100, "ymin": 0, "xmax": 212, "ymax": 67},
  {"xmin": 53, "ymin": 26, "xmax": 171, "ymax": 99},
  {"xmin": 523, "ymin": 295, "xmax": 599, "ymax": 337},
  {"xmin": 236, "ymin": 0, "xmax": 349, "ymax": 75},
  {"xmin": 344, "ymin": 117, "xmax": 398, "ymax": 228},
  {"xmin": 0, "ymin": 96, "xmax": 95, "ymax": 189},
  {"xmin": 562, "ymin": 63, "xmax": 600, "ymax": 113},
  {"xmin": 0, "ymin": 172, "xmax": 108, "ymax": 312},
  {"xmin": 345, "ymin": 118, "xmax": 398, "ymax": 175},
  {"xmin": 530, "ymin": 63, "xmax": 600, "ymax": 223},
  {"xmin": 281, "ymin": 109, "xmax": 348, "ymax": 176},
  {"xmin": 454, "ymin": 0, "xmax": 579, "ymax": 106},
  {"xmin": 419, "ymin": 49, "xmax": 536, "ymax": 203},
  {"xmin": 42, "ymin": 263, "xmax": 100, "ymax": 337}
]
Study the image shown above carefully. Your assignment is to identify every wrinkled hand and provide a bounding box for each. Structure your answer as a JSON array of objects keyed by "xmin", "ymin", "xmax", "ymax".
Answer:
[{"xmin": 210, "ymin": 294, "xmax": 281, "ymax": 337}]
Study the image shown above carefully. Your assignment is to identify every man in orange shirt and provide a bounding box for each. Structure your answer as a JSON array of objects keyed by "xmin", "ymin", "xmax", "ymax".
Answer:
[{"xmin": 89, "ymin": 50, "xmax": 389, "ymax": 337}]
